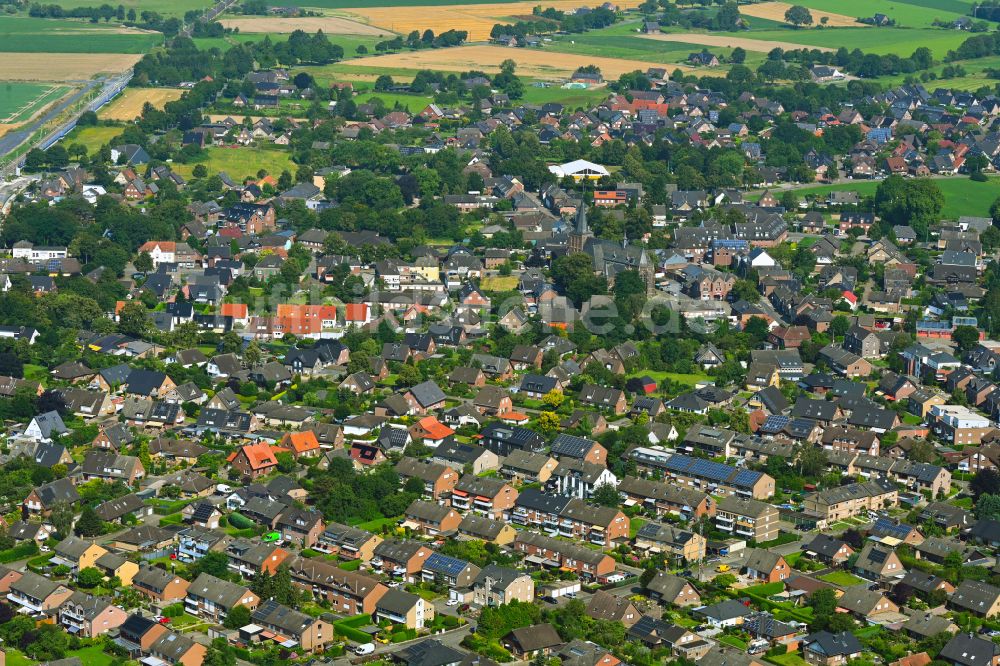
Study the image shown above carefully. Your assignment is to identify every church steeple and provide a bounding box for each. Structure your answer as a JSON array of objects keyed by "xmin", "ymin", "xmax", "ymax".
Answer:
[
  {"xmin": 568, "ymin": 186, "xmax": 592, "ymax": 254},
  {"xmin": 575, "ymin": 200, "xmax": 588, "ymax": 235}
]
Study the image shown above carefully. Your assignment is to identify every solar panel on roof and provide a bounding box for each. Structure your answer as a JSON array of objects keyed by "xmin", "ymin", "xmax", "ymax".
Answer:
[
  {"xmin": 424, "ymin": 553, "xmax": 468, "ymax": 576},
  {"xmin": 664, "ymin": 455, "xmax": 694, "ymax": 472},
  {"xmin": 691, "ymin": 459, "xmax": 731, "ymax": 482},
  {"xmin": 761, "ymin": 415, "xmax": 789, "ymax": 432},
  {"xmin": 731, "ymin": 469, "xmax": 762, "ymax": 488}
]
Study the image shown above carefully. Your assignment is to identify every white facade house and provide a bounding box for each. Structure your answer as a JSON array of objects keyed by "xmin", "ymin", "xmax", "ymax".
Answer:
[{"xmin": 12, "ymin": 242, "xmax": 68, "ymax": 262}]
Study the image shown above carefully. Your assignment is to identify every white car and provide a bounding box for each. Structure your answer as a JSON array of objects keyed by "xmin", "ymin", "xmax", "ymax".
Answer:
[
  {"xmin": 387, "ymin": 581, "xmax": 402, "ymax": 588},
  {"xmin": 446, "ymin": 599, "xmax": 459, "ymax": 606},
  {"xmin": 355, "ymin": 644, "xmax": 376, "ymax": 656}
]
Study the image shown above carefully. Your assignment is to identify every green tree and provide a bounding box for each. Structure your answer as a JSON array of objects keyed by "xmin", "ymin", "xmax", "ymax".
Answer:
[
  {"xmin": 223, "ymin": 604, "xmax": 252, "ymax": 629},
  {"xmin": 977, "ymin": 493, "xmax": 1000, "ymax": 520},
  {"xmin": 193, "ymin": 551, "xmax": 230, "ymax": 578},
  {"xmin": 807, "ymin": 588, "xmax": 838, "ymax": 630},
  {"xmin": 117, "ymin": 301, "xmax": 150, "ymax": 337},
  {"xmin": 203, "ymin": 639, "xmax": 237, "ymax": 666},
  {"xmin": 75, "ymin": 505, "xmax": 104, "ymax": 536},
  {"xmin": 243, "ymin": 340, "xmax": 262, "ymax": 369},
  {"xmin": 972, "ymin": 468, "xmax": 1000, "ymax": 500},
  {"xmin": 592, "ymin": 482, "xmax": 620, "ymax": 507},
  {"xmin": 953, "ymin": 325, "xmax": 981, "ymax": 354},
  {"xmin": 552, "ymin": 252, "xmax": 607, "ymax": 307},
  {"xmin": 731, "ymin": 279, "xmax": 760, "ymax": 303},
  {"xmin": 784, "ymin": 4, "xmax": 813, "ymax": 26},
  {"xmin": 76, "ymin": 566, "xmax": 104, "ymax": 588},
  {"xmin": 275, "ymin": 451, "xmax": 296, "ymax": 473},
  {"xmin": 134, "ymin": 251, "xmax": 154, "ymax": 274},
  {"xmin": 874, "ymin": 176, "xmax": 944, "ymax": 240},
  {"xmin": 830, "ymin": 314, "xmax": 851, "ymax": 338},
  {"xmin": 49, "ymin": 501, "xmax": 74, "ymax": 539}
]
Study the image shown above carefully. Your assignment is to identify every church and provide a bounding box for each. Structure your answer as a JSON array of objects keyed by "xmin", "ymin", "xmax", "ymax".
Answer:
[{"xmin": 568, "ymin": 203, "xmax": 656, "ymax": 295}]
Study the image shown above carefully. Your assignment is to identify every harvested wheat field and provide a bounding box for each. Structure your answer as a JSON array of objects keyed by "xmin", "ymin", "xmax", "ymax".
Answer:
[
  {"xmin": 0, "ymin": 53, "xmax": 144, "ymax": 81},
  {"xmin": 346, "ymin": 44, "xmax": 709, "ymax": 78},
  {"xmin": 341, "ymin": 0, "xmax": 642, "ymax": 42},
  {"xmin": 642, "ymin": 32, "xmax": 834, "ymax": 53},
  {"xmin": 739, "ymin": 2, "xmax": 863, "ymax": 27},
  {"xmin": 219, "ymin": 16, "xmax": 392, "ymax": 36},
  {"xmin": 99, "ymin": 87, "xmax": 184, "ymax": 120}
]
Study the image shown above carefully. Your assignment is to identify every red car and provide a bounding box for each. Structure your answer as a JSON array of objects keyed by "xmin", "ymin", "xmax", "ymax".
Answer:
[{"xmin": 156, "ymin": 616, "xmax": 170, "ymax": 624}]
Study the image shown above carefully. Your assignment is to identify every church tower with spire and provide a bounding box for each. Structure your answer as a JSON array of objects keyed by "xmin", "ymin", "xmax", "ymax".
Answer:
[{"xmin": 568, "ymin": 200, "xmax": 592, "ymax": 254}]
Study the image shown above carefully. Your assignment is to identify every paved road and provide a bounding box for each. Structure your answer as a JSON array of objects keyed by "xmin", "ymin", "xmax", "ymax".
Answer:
[{"xmin": 0, "ymin": 176, "xmax": 36, "ymax": 214}]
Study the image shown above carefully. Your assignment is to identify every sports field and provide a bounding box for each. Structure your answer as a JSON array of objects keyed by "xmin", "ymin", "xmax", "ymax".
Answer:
[
  {"xmin": 0, "ymin": 53, "xmax": 143, "ymax": 81},
  {"xmin": 98, "ymin": 87, "xmax": 184, "ymax": 120},
  {"xmin": 339, "ymin": 0, "xmax": 643, "ymax": 42},
  {"xmin": 0, "ymin": 16, "xmax": 162, "ymax": 53},
  {"xmin": 220, "ymin": 16, "xmax": 392, "ymax": 36},
  {"xmin": 738, "ymin": 2, "xmax": 864, "ymax": 27},
  {"xmin": 0, "ymin": 83, "xmax": 68, "ymax": 124},
  {"xmin": 338, "ymin": 43, "xmax": 709, "ymax": 78}
]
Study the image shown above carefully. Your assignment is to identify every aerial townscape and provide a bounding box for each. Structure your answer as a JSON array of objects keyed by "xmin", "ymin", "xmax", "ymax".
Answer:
[{"xmin": 13, "ymin": 2, "xmax": 1000, "ymax": 666}]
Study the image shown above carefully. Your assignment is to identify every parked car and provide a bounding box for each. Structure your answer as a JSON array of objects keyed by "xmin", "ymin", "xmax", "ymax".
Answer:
[{"xmin": 355, "ymin": 644, "xmax": 376, "ymax": 656}]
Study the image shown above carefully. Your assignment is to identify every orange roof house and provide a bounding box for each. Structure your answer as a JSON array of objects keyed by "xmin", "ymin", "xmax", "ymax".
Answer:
[
  {"xmin": 280, "ymin": 431, "xmax": 321, "ymax": 458},
  {"xmin": 409, "ymin": 416, "xmax": 455, "ymax": 445},
  {"xmin": 227, "ymin": 442, "xmax": 279, "ymax": 480},
  {"xmin": 220, "ymin": 303, "xmax": 248, "ymax": 320},
  {"xmin": 272, "ymin": 304, "xmax": 338, "ymax": 337},
  {"xmin": 344, "ymin": 303, "xmax": 371, "ymax": 324}
]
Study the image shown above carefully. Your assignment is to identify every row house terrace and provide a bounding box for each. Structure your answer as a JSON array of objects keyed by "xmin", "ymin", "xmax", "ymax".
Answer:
[
  {"xmin": 286, "ymin": 555, "xmax": 387, "ymax": 614},
  {"xmin": 513, "ymin": 530, "xmax": 617, "ymax": 580}
]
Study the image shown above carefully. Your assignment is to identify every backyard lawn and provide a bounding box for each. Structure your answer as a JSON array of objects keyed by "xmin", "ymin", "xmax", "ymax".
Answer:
[
  {"xmin": 766, "ymin": 652, "xmax": 810, "ymax": 666},
  {"xmin": 628, "ymin": 369, "xmax": 712, "ymax": 387},
  {"xmin": 819, "ymin": 571, "xmax": 865, "ymax": 586},
  {"xmin": 354, "ymin": 515, "xmax": 400, "ymax": 531},
  {"xmin": 718, "ymin": 636, "xmax": 749, "ymax": 650},
  {"xmin": 629, "ymin": 517, "xmax": 647, "ymax": 538}
]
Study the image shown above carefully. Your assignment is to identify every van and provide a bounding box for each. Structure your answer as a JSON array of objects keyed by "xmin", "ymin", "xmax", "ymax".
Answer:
[{"xmin": 355, "ymin": 643, "xmax": 376, "ymax": 656}]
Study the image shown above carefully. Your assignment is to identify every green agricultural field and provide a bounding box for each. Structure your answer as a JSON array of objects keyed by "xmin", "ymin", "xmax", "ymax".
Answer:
[
  {"xmin": 795, "ymin": 0, "xmax": 969, "ymax": 27},
  {"xmin": 170, "ymin": 146, "xmax": 296, "ymax": 182},
  {"xmin": 717, "ymin": 26, "xmax": 968, "ymax": 58},
  {"xmin": 285, "ymin": 0, "xmax": 529, "ymax": 7},
  {"xmin": 356, "ymin": 90, "xmax": 434, "ymax": 112},
  {"xmin": 520, "ymin": 83, "xmax": 613, "ymax": 108},
  {"xmin": 45, "ymin": 0, "xmax": 213, "ymax": 17},
  {"xmin": 64, "ymin": 125, "xmax": 123, "ymax": 155},
  {"xmin": 547, "ymin": 32, "xmax": 737, "ymax": 65},
  {"xmin": 0, "ymin": 83, "xmax": 67, "ymax": 124},
  {"xmin": 0, "ymin": 16, "xmax": 162, "ymax": 53},
  {"xmin": 796, "ymin": 176, "xmax": 1000, "ymax": 220}
]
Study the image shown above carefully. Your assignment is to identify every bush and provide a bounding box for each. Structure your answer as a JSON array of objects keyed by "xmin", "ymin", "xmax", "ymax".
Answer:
[
  {"xmin": 0, "ymin": 542, "xmax": 38, "ymax": 563},
  {"xmin": 228, "ymin": 512, "xmax": 254, "ymax": 529},
  {"xmin": 163, "ymin": 603, "xmax": 185, "ymax": 617}
]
